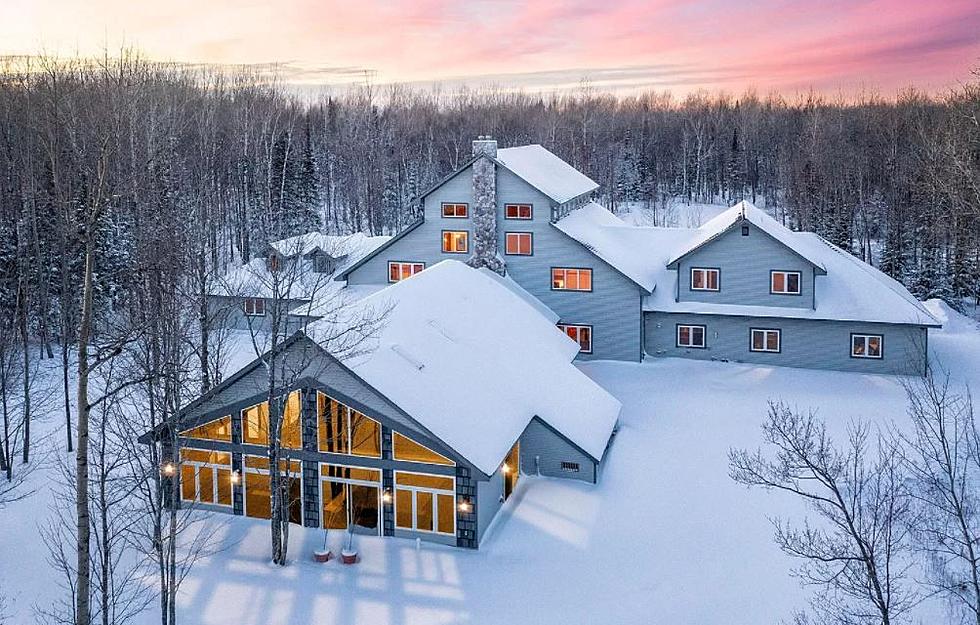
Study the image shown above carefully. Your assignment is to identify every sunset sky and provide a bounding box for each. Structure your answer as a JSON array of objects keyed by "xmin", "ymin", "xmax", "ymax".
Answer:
[{"xmin": 3, "ymin": 0, "xmax": 979, "ymax": 95}]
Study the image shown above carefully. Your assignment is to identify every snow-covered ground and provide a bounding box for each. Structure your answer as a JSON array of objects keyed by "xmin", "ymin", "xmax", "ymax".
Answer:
[{"xmin": 2, "ymin": 300, "xmax": 978, "ymax": 624}]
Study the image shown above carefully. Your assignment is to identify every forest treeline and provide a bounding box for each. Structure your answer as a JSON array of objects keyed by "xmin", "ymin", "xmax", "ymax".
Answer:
[{"xmin": 0, "ymin": 54, "xmax": 978, "ymax": 352}]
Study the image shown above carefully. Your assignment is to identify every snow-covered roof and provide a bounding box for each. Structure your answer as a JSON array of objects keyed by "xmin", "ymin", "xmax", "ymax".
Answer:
[
  {"xmin": 307, "ymin": 260, "xmax": 620, "ymax": 475},
  {"xmin": 496, "ymin": 145, "xmax": 599, "ymax": 204},
  {"xmin": 555, "ymin": 202, "xmax": 940, "ymax": 327},
  {"xmin": 212, "ymin": 233, "xmax": 390, "ymax": 300},
  {"xmin": 666, "ymin": 201, "xmax": 827, "ymax": 271}
]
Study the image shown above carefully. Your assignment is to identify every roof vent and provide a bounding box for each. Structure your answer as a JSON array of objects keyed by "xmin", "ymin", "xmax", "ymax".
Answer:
[{"xmin": 390, "ymin": 344, "xmax": 425, "ymax": 371}]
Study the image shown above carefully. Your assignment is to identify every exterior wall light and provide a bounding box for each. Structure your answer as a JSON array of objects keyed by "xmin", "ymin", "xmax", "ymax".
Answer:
[
  {"xmin": 230, "ymin": 470, "xmax": 241, "ymax": 485},
  {"xmin": 457, "ymin": 499, "xmax": 472, "ymax": 513},
  {"xmin": 161, "ymin": 462, "xmax": 176, "ymax": 477},
  {"xmin": 382, "ymin": 489, "xmax": 393, "ymax": 504},
  {"xmin": 501, "ymin": 463, "xmax": 511, "ymax": 474}
]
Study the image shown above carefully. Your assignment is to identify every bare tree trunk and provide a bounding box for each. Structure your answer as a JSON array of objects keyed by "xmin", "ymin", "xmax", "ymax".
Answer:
[
  {"xmin": 18, "ymin": 284, "xmax": 30, "ymax": 464},
  {"xmin": 76, "ymin": 245, "xmax": 95, "ymax": 625}
]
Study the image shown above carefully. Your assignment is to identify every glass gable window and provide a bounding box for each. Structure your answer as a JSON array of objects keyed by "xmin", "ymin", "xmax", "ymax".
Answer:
[
  {"xmin": 243, "ymin": 298, "xmax": 265, "ymax": 316},
  {"xmin": 750, "ymin": 328, "xmax": 781, "ymax": 353},
  {"xmin": 505, "ymin": 204, "xmax": 532, "ymax": 219},
  {"xmin": 317, "ymin": 392, "xmax": 381, "ymax": 458},
  {"xmin": 241, "ymin": 391, "xmax": 302, "ymax": 449},
  {"xmin": 771, "ymin": 271, "xmax": 802, "ymax": 295},
  {"xmin": 441, "ymin": 230, "xmax": 468, "ymax": 254},
  {"xmin": 690, "ymin": 268, "xmax": 720, "ymax": 291},
  {"xmin": 181, "ymin": 416, "xmax": 232, "ymax": 442},
  {"xmin": 551, "ymin": 268, "xmax": 592, "ymax": 291},
  {"xmin": 180, "ymin": 449, "xmax": 233, "ymax": 507},
  {"xmin": 441, "ymin": 203, "xmax": 468, "ymax": 218},
  {"xmin": 394, "ymin": 471, "xmax": 455, "ymax": 535},
  {"xmin": 505, "ymin": 232, "xmax": 533, "ymax": 255},
  {"xmin": 557, "ymin": 324, "xmax": 592, "ymax": 354},
  {"xmin": 392, "ymin": 432, "xmax": 454, "ymax": 465},
  {"xmin": 388, "ymin": 261, "xmax": 425, "ymax": 283},
  {"xmin": 677, "ymin": 324, "xmax": 706, "ymax": 348},
  {"xmin": 851, "ymin": 334, "xmax": 883, "ymax": 359}
]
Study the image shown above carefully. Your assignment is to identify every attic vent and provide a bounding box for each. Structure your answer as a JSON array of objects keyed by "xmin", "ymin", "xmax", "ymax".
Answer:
[
  {"xmin": 741, "ymin": 225, "xmax": 750, "ymax": 236},
  {"xmin": 560, "ymin": 462, "xmax": 580, "ymax": 473},
  {"xmin": 390, "ymin": 344, "xmax": 425, "ymax": 371}
]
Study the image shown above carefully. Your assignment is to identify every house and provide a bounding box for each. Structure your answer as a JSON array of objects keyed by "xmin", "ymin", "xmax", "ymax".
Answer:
[
  {"xmin": 338, "ymin": 137, "xmax": 940, "ymax": 375},
  {"xmin": 145, "ymin": 261, "xmax": 620, "ymax": 549},
  {"xmin": 209, "ymin": 232, "xmax": 390, "ymax": 331}
]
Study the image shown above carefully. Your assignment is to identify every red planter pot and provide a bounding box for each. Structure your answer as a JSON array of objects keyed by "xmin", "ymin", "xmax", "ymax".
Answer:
[
  {"xmin": 313, "ymin": 550, "xmax": 332, "ymax": 563},
  {"xmin": 341, "ymin": 550, "xmax": 358, "ymax": 565}
]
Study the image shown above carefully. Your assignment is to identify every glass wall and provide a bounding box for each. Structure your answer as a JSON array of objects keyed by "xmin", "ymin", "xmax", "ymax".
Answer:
[
  {"xmin": 179, "ymin": 449, "xmax": 233, "ymax": 506},
  {"xmin": 243, "ymin": 454, "xmax": 302, "ymax": 523},
  {"xmin": 319, "ymin": 464, "xmax": 381, "ymax": 533},
  {"xmin": 317, "ymin": 392, "xmax": 381, "ymax": 458},
  {"xmin": 242, "ymin": 391, "xmax": 302, "ymax": 448},
  {"xmin": 394, "ymin": 472, "xmax": 455, "ymax": 535}
]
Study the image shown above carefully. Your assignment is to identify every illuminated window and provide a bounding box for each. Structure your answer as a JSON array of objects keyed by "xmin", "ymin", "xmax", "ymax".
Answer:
[
  {"xmin": 441, "ymin": 230, "xmax": 468, "ymax": 254},
  {"xmin": 691, "ymin": 268, "xmax": 720, "ymax": 291},
  {"xmin": 505, "ymin": 204, "xmax": 532, "ymax": 220},
  {"xmin": 243, "ymin": 298, "xmax": 265, "ymax": 316},
  {"xmin": 317, "ymin": 392, "xmax": 381, "ymax": 458},
  {"xmin": 771, "ymin": 270, "xmax": 801, "ymax": 295},
  {"xmin": 505, "ymin": 232, "xmax": 533, "ymax": 256},
  {"xmin": 243, "ymin": 454, "xmax": 302, "ymax": 522},
  {"xmin": 394, "ymin": 472, "xmax": 455, "ymax": 535},
  {"xmin": 319, "ymin": 464, "xmax": 381, "ymax": 532},
  {"xmin": 241, "ymin": 391, "xmax": 302, "ymax": 449},
  {"xmin": 441, "ymin": 203, "xmax": 468, "ymax": 218},
  {"xmin": 551, "ymin": 268, "xmax": 592, "ymax": 291},
  {"xmin": 851, "ymin": 334, "xmax": 883, "ymax": 359},
  {"xmin": 392, "ymin": 432, "xmax": 454, "ymax": 465},
  {"xmin": 388, "ymin": 261, "xmax": 425, "ymax": 283},
  {"xmin": 179, "ymin": 449, "xmax": 233, "ymax": 507},
  {"xmin": 750, "ymin": 328, "xmax": 781, "ymax": 353},
  {"xmin": 557, "ymin": 324, "xmax": 592, "ymax": 354},
  {"xmin": 181, "ymin": 416, "xmax": 232, "ymax": 442},
  {"xmin": 676, "ymin": 324, "xmax": 706, "ymax": 348}
]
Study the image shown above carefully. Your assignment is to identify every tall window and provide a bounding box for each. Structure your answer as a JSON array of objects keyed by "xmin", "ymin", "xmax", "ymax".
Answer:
[
  {"xmin": 771, "ymin": 271, "xmax": 801, "ymax": 295},
  {"xmin": 441, "ymin": 230, "xmax": 468, "ymax": 254},
  {"xmin": 241, "ymin": 391, "xmax": 302, "ymax": 449},
  {"xmin": 690, "ymin": 268, "xmax": 720, "ymax": 291},
  {"xmin": 441, "ymin": 203, "xmax": 468, "ymax": 218},
  {"xmin": 393, "ymin": 432, "xmax": 454, "ymax": 465},
  {"xmin": 676, "ymin": 324, "xmax": 706, "ymax": 348},
  {"xmin": 505, "ymin": 232, "xmax": 533, "ymax": 256},
  {"xmin": 558, "ymin": 324, "xmax": 592, "ymax": 354},
  {"xmin": 394, "ymin": 471, "xmax": 456, "ymax": 535},
  {"xmin": 388, "ymin": 262, "xmax": 425, "ymax": 283},
  {"xmin": 243, "ymin": 298, "xmax": 265, "ymax": 316},
  {"xmin": 180, "ymin": 449, "xmax": 233, "ymax": 507},
  {"xmin": 317, "ymin": 392, "xmax": 382, "ymax": 458},
  {"xmin": 320, "ymin": 464, "xmax": 381, "ymax": 533},
  {"xmin": 552, "ymin": 268, "xmax": 592, "ymax": 291},
  {"xmin": 750, "ymin": 328, "xmax": 781, "ymax": 353},
  {"xmin": 505, "ymin": 204, "xmax": 532, "ymax": 219},
  {"xmin": 851, "ymin": 334, "xmax": 883, "ymax": 359}
]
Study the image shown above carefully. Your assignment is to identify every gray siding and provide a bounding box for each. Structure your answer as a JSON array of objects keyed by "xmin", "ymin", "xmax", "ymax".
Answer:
[
  {"xmin": 476, "ymin": 468, "xmax": 506, "ymax": 542},
  {"xmin": 644, "ymin": 312, "xmax": 928, "ymax": 376},
  {"xmin": 676, "ymin": 223, "xmax": 816, "ymax": 308},
  {"xmin": 208, "ymin": 295, "xmax": 309, "ymax": 331},
  {"xmin": 518, "ymin": 418, "xmax": 597, "ymax": 484},
  {"xmin": 345, "ymin": 161, "xmax": 643, "ymax": 362}
]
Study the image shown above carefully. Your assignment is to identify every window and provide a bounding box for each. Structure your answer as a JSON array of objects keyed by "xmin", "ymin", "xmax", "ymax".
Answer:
[
  {"xmin": 851, "ymin": 334, "xmax": 883, "ymax": 359},
  {"xmin": 557, "ymin": 324, "xmax": 593, "ymax": 354},
  {"xmin": 319, "ymin": 464, "xmax": 381, "ymax": 533},
  {"xmin": 690, "ymin": 268, "xmax": 720, "ymax": 291},
  {"xmin": 180, "ymin": 449, "xmax": 233, "ymax": 507},
  {"xmin": 243, "ymin": 298, "xmax": 265, "ymax": 316},
  {"xmin": 267, "ymin": 254, "xmax": 280, "ymax": 272},
  {"xmin": 392, "ymin": 432, "xmax": 454, "ymax": 465},
  {"xmin": 560, "ymin": 462, "xmax": 580, "ymax": 473},
  {"xmin": 243, "ymin": 455, "xmax": 302, "ymax": 522},
  {"xmin": 441, "ymin": 230, "xmax": 468, "ymax": 254},
  {"xmin": 241, "ymin": 391, "xmax": 302, "ymax": 449},
  {"xmin": 388, "ymin": 261, "xmax": 425, "ymax": 283},
  {"xmin": 741, "ymin": 225, "xmax": 750, "ymax": 236},
  {"xmin": 505, "ymin": 203, "xmax": 533, "ymax": 220},
  {"xmin": 505, "ymin": 232, "xmax": 533, "ymax": 256},
  {"xmin": 676, "ymin": 324, "xmax": 706, "ymax": 348},
  {"xmin": 771, "ymin": 271, "xmax": 802, "ymax": 295},
  {"xmin": 394, "ymin": 471, "xmax": 456, "ymax": 535},
  {"xmin": 317, "ymin": 392, "xmax": 381, "ymax": 458},
  {"xmin": 551, "ymin": 268, "xmax": 593, "ymax": 291},
  {"xmin": 441, "ymin": 202, "xmax": 468, "ymax": 218},
  {"xmin": 181, "ymin": 416, "xmax": 232, "ymax": 442},
  {"xmin": 750, "ymin": 328, "xmax": 781, "ymax": 353}
]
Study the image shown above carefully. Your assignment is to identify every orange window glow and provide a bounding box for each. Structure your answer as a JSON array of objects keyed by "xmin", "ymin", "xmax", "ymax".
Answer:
[
  {"xmin": 442, "ymin": 231, "xmax": 468, "ymax": 253},
  {"xmin": 505, "ymin": 232, "xmax": 532, "ymax": 255}
]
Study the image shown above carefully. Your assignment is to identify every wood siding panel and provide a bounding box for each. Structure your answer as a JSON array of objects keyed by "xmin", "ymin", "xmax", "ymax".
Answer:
[{"xmin": 518, "ymin": 418, "xmax": 596, "ymax": 484}]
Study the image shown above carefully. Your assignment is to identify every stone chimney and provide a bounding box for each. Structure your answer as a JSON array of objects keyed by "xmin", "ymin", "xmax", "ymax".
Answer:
[{"xmin": 467, "ymin": 136, "xmax": 505, "ymax": 275}]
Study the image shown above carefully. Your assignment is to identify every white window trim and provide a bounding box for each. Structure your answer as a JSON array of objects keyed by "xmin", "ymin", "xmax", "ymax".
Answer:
[
  {"xmin": 319, "ymin": 463, "xmax": 382, "ymax": 534},
  {"xmin": 388, "ymin": 261, "xmax": 425, "ymax": 283},
  {"xmin": 242, "ymin": 454, "xmax": 303, "ymax": 519},
  {"xmin": 552, "ymin": 267, "xmax": 593, "ymax": 292},
  {"xmin": 243, "ymin": 297, "xmax": 266, "ymax": 317},
  {"xmin": 504, "ymin": 203, "xmax": 533, "ymax": 220},
  {"xmin": 690, "ymin": 268, "xmax": 720, "ymax": 291},
  {"xmin": 441, "ymin": 230, "xmax": 469, "ymax": 254},
  {"xmin": 750, "ymin": 328, "xmax": 781, "ymax": 353},
  {"xmin": 676, "ymin": 324, "xmax": 706, "ymax": 348},
  {"xmin": 771, "ymin": 270, "xmax": 802, "ymax": 295},
  {"xmin": 851, "ymin": 334, "xmax": 884, "ymax": 359},
  {"xmin": 180, "ymin": 454, "xmax": 233, "ymax": 507},
  {"xmin": 504, "ymin": 232, "xmax": 533, "ymax": 256},
  {"xmin": 441, "ymin": 202, "xmax": 468, "ymax": 218},
  {"xmin": 557, "ymin": 323, "xmax": 593, "ymax": 354},
  {"xmin": 393, "ymin": 470, "xmax": 457, "ymax": 536},
  {"xmin": 317, "ymin": 392, "xmax": 383, "ymax": 459}
]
